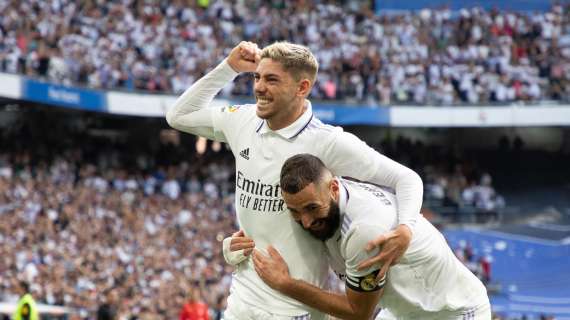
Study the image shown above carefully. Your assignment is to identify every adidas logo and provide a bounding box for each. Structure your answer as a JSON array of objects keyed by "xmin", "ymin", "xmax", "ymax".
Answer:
[{"xmin": 239, "ymin": 148, "xmax": 250, "ymax": 160}]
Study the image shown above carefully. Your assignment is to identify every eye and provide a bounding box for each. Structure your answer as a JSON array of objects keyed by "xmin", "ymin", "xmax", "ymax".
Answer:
[{"xmin": 307, "ymin": 205, "xmax": 318, "ymax": 211}]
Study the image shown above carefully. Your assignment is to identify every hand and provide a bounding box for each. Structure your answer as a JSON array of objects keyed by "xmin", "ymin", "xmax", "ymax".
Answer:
[
  {"xmin": 252, "ymin": 246, "xmax": 291, "ymax": 292},
  {"xmin": 229, "ymin": 230, "xmax": 255, "ymax": 256},
  {"xmin": 222, "ymin": 230, "xmax": 255, "ymax": 266},
  {"xmin": 227, "ymin": 41, "xmax": 262, "ymax": 73},
  {"xmin": 357, "ymin": 224, "xmax": 412, "ymax": 282}
]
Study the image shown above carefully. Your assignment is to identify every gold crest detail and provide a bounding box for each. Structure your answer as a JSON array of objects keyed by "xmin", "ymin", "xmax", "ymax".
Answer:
[{"xmin": 360, "ymin": 274, "xmax": 378, "ymax": 291}]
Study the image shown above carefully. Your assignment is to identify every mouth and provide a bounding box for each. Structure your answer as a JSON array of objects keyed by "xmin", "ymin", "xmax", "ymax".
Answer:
[
  {"xmin": 310, "ymin": 220, "xmax": 325, "ymax": 231},
  {"xmin": 256, "ymin": 97, "xmax": 273, "ymax": 106}
]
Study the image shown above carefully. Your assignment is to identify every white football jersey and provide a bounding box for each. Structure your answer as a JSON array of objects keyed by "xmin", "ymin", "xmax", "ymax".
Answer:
[{"xmin": 326, "ymin": 178, "xmax": 489, "ymax": 319}]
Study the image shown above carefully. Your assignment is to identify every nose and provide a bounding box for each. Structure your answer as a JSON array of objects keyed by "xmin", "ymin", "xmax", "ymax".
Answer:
[
  {"xmin": 254, "ymin": 78, "xmax": 266, "ymax": 94},
  {"xmin": 300, "ymin": 214, "xmax": 315, "ymax": 229}
]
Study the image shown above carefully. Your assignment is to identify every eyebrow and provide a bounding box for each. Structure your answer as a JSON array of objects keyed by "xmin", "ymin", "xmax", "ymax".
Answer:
[
  {"xmin": 287, "ymin": 203, "xmax": 318, "ymax": 213},
  {"xmin": 253, "ymin": 72, "xmax": 281, "ymax": 79}
]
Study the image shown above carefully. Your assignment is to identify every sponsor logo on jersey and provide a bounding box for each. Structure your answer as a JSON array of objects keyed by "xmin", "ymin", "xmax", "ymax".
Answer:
[
  {"xmin": 236, "ymin": 171, "xmax": 285, "ymax": 213},
  {"xmin": 239, "ymin": 148, "xmax": 250, "ymax": 160}
]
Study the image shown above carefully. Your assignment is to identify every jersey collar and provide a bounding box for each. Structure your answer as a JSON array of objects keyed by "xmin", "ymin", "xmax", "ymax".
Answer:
[
  {"xmin": 337, "ymin": 178, "xmax": 349, "ymax": 216},
  {"xmin": 255, "ymin": 100, "xmax": 314, "ymax": 140}
]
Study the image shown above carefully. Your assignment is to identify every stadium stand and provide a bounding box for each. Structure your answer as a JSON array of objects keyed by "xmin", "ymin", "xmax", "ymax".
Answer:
[
  {"xmin": 0, "ymin": 107, "xmax": 236, "ymax": 319},
  {"xmin": 1, "ymin": 1, "xmax": 569, "ymax": 104}
]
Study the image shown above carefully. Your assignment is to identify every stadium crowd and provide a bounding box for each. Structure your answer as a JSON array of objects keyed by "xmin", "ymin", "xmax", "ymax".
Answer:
[
  {"xmin": 1, "ymin": 0, "xmax": 570, "ymax": 105},
  {"xmin": 377, "ymin": 135, "xmax": 507, "ymax": 223},
  {"xmin": 0, "ymin": 140, "xmax": 236, "ymax": 319}
]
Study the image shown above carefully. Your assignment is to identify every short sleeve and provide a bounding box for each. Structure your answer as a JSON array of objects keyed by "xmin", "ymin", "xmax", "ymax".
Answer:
[{"xmin": 343, "ymin": 224, "xmax": 390, "ymax": 292}]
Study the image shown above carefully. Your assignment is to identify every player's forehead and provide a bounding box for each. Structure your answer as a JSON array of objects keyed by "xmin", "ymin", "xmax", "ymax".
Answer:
[
  {"xmin": 282, "ymin": 183, "xmax": 323, "ymax": 207},
  {"xmin": 255, "ymin": 58, "xmax": 290, "ymax": 78}
]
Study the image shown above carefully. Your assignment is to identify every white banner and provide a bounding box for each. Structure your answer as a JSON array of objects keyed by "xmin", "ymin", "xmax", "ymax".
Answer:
[
  {"xmin": 390, "ymin": 106, "xmax": 570, "ymax": 127},
  {"xmin": 0, "ymin": 73, "xmax": 22, "ymax": 99}
]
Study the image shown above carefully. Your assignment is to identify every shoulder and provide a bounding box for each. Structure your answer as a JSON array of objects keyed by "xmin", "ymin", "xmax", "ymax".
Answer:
[
  {"xmin": 341, "ymin": 186, "xmax": 398, "ymax": 240},
  {"xmin": 306, "ymin": 117, "xmax": 340, "ymax": 132},
  {"xmin": 342, "ymin": 223, "xmax": 386, "ymax": 255},
  {"xmin": 300, "ymin": 117, "xmax": 344, "ymax": 153},
  {"xmin": 341, "ymin": 222, "xmax": 385, "ymax": 285},
  {"xmin": 340, "ymin": 181, "xmax": 395, "ymax": 252},
  {"xmin": 302, "ymin": 117, "xmax": 343, "ymax": 139},
  {"xmin": 214, "ymin": 103, "xmax": 259, "ymax": 129},
  {"xmin": 307, "ymin": 121, "xmax": 370, "ymax": 155}
]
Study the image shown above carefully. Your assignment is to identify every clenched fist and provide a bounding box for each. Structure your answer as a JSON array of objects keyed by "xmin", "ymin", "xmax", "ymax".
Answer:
[{"xmin": 227, "ymin": 41, "xmax": 262, "ymax": 73}]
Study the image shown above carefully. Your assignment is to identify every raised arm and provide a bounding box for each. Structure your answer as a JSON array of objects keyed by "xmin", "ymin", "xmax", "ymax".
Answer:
[{"xmin": 166, "ymin": 41, "xmax": 261, "ymax": 140}]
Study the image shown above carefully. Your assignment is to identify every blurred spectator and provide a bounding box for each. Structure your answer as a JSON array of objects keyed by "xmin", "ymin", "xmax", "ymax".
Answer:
[
  {"xmin": 96, "ymin": 290, "xmax": 118, "ymax": 320},
  {"xmin": 453, "ymin": 242, "xmax": 493, "ymax": 287},
  {"xmin": 12, "ymin": 281, "xmax": 38, "ymax": 320},
  {"xmin": 179, "ymin": 287, "xmax": 210, "ymax": 320},
  {"xmin": 479, "ymin": 256, "xmax": 492, "ymax": 285},
  {"xmin": 398, "ymin": 134, "xmax": 507, "ymax": 223}
]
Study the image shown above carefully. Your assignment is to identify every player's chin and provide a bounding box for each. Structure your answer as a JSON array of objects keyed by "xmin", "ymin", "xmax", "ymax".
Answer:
[
  {"xmin": 255, "ymin": 105, "xmax": 274, "ymax": 119},
  {"xmin": 308, "ymin": 227, "xmax": 333, "ymax": 241}
]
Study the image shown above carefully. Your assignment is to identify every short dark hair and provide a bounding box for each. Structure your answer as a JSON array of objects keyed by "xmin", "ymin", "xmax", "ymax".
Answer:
[{"xmin": 280, "ymin": 154, "xmax": 327, "ymax": 194}]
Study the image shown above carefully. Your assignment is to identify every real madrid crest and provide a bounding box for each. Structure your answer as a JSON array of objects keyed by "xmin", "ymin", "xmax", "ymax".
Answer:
[{"xmin": 360, "ymin": 274, "xmax": 378, "ymax": 291}]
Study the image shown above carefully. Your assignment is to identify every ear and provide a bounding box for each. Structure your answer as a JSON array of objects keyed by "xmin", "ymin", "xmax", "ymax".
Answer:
[
  {"xmin": 330, "ymin": 179, "xmax": 339, "ymax": 201},
  {"xmin": 297, "ymin": 79, "xmax": 312, "ymax": 97}
]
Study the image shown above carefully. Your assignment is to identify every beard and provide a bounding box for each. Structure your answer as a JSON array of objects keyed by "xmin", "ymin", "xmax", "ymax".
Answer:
[{"xmin": 300, "ymin": 199, "xmax": 341, "ymax": 241}]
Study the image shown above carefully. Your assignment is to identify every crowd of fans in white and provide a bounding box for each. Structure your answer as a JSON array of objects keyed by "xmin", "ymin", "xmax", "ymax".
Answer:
[
  {"xmin": 1, "ymin": 0, "xmax": 569, "ymax": 105},
  {"xmin": 377, "ymin": 135, "xmax": 507, "ymax": 223},
  {"xmin": 0, "ymin": 147, "xmax": 236, "ymax": 319}
]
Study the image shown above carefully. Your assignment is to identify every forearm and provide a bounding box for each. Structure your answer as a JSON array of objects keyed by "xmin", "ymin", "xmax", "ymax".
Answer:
[
  {"xmin": 166, "ymin": 60, "xmax": 237, "ymax": 130},
  {"xmin": 371, "ymin": 156, "xmax": 423, "ymax": 229},
  {"xmin": 324, "ymin": 133, "xmax": 423, "ymax": 230},
  {"xmin": 393, "ymin": 168, "xmax": 423, "ymax": 228},
  {"xmin": 281, "ymin": 279, "xmax": 370, "ymax": 320}
]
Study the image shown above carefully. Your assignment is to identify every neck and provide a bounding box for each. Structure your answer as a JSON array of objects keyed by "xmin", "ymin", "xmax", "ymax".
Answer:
[{"xmin": 267, "ymin": 100, "xmax": 306, "ymax": 131}]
